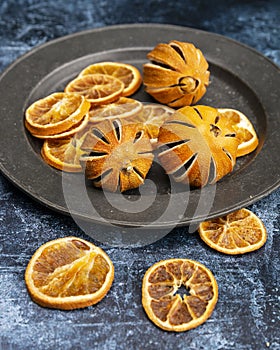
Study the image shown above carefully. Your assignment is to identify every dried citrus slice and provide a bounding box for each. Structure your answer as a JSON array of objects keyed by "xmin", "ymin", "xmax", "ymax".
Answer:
[
  {"xmin": 65, "ymin": 73, "xmax": 124, "ymax": 106},
  {"xmin": 157, "ymin": 105, "xmax": 239, "ymax": 187},
  {"xmin": 41, "ymin": 124, "xmax": 91, "ymax": 172},
  {"xmin": 81, "ymin": 119, "xmax": 154, "ymax": 192},
  {"xmin": 198, "ymin": 208, "xmax": 267, "ymax": 255},
  {"xmin": 79, "ymin": 61, "xmax": 142, "ymax": 96},
  {"xmin": 142, "ymin": 259, "xmax": 218, "ymax": 332},
  {"xmin": 25, "ymin": 92, "xmax": 91, "ymax": 136},
  {"xmin": 218, "ymin": 108, "xmax": 259, "ymax": 157},
  {"xmin": 33, "ymin": 112, "xmax": 89, "ymax": 139},
  {"xmin": 128, "ymin": 103, "xmax": 175, "ymax": 140},
  {"xmin": 88, "ymin": 97, "xmax": 143, "ymax": 123},
  {"xmin": 143, "ymin": 40, "xmax": 210, "ymax": 107},
  {"xmin": 25, "ymin": 236, "xmax": 114, "ymax": 310}
]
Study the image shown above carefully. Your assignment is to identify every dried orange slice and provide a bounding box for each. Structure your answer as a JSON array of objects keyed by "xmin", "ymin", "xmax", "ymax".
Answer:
[
  {"xmin": 25, "ymin": 236, "xmax": 114, "ymax": 310},
  {"xmin": 81, "ymin": 119, "xmax": 154, "ymax": 192},
  {"xmin": 143, "ymin": 41, "xmax": 210, "ymax": 107},
  {"xmin": 41, "ymin": 124, "xmax": 91, "ymax": 172},
  {"xmin": 198, "ymin": 208, "xmax": 267, "ymax": 255},
  {"xmin": 142, "ymin": 259, "xmax": 218, "ymax": 332},
  {"xmin": 127, "ymin": 103, "xmax": 175, "ymax": 140},
  {"xmin": 65, "ymin": 73, "xmax": 124, "ymax": 106},
  {"xmin": 218, "ymin": 108, "xmax": 259, "ymax": 157},
  {"xmin": 25, "ymin": 92, "xmax": 91, "ymax": 137},
  {"xmin": 79, "ymin": 61, "xmax": 142, "ymax": 96},
  {"xmin": 157, "ymin": 105, "xmax": 239, "ymax": 187},
  {"xmin": 89, "ymin": 97, "xmax": 143, "ymax": 123}
]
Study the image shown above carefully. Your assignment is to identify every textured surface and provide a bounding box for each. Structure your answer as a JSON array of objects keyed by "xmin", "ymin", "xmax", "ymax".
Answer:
[{"xmin": 0, "ymin": 1, "xmax": 279, "ymax": 349}]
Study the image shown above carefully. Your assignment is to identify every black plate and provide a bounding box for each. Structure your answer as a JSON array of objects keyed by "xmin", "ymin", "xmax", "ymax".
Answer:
[{"xmin": 0, "ymin": 24, "xmax": 279, "ymax": 229}]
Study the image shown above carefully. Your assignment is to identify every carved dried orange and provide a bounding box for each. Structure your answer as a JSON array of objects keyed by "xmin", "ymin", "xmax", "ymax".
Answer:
[
  {"xmin": 143, "ymin": 41, "xmax": 210, "ymax": 107},
  {"xmin": 142, "ymin": 258, "xmax": 218, "ymax": 332},
  {"xmin": 218, "ymin": 108, "xmax": 259, "ymax": 157},
  {"xmin": 65, "ymin": 73, "xmax": 124, "ymax": 106},
  {"xmin": 157, "ymin": 105, "xmax": 239, "ymax": 187},
  {"xmin": 25, "ymin": 236, "xmax": 114, "ymax": 310},
  {"xmin": 25, "ymin": 92, "xmax": 90, "ymax": 137},
  {"xmin": 88, "ymin": 97, "xmax": 143, "ymax": 123},
  {"xmin": 198, "ymin": 208, "xmax": 267, "ymax": 254},
  {"xmin": 81, "ymin": 119, "xmax": 154, "ymax": 192},
  {"xmin": 79, "ymin": 61, "xmax": 142, "ymax": 96}
]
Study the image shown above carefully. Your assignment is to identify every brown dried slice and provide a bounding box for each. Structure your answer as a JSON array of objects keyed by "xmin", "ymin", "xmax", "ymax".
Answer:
[
  {"xmin": 79, "ymin": 61, "xmax": 142, "ymax": 96},
  {"xmin": 25, "ymin": 236, "xmax": 114, "ymax": 310},
  {"xmin": 157, "ymin": 105, "xmax": 239, "ymax": 187},
  {"xmin": 142, "ymin": 259, "xmax": 218, "ymax": 331},
  {"xmin": 25, "ymin": 92, "xmax": 91, "ymax": 136},
  {"xmin": 198, "ymin": 208, "xmax": 267, "ymax": 254},
  {"xmin": 65, "ymin": 73, "xmax": 124, "ymax": 106},
  {"xmin": 81, "ymin": 119, "xmax": 154, "ymax": 192},
  {"xmin": 88, "ymin": 97, "xmax": 143, "ymax": 123},
  {"xmin": 143, "ymin": 40, "xmax": 210, "ymax": 107}
]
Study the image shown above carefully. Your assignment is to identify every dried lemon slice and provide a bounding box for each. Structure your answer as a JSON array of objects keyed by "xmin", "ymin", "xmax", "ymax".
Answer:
[
  {"xmin": 25, "ymin": 237, "xmax": 114, "ymax": 310},
  {"xmin": 79, "ymin": 61, "xmax": 142, "ymax": 96},
  {"xmin": 198, "ymin": 208, "xmax": 267, "ymax": 254},
  {"xmin": 142, "ymin": 259, "xmax": 218, "ymax": 332},
  {"xmin": 81, "ymin": 119, "xmax": 154, "ymax": 192},
  {"xmin": 65, "ymin": 73, "xmax": 124, "ymax": 106},
  {"xmin": 25, "ymin": 92, "xmax": 90, "ymax": 137},
  {"xmin": 218, "ymin": 108, "xmax": 259, "ymax": 157},
  {"xmin": 143, "ymin": 40, "xmax": 210, "ymax": 107}
]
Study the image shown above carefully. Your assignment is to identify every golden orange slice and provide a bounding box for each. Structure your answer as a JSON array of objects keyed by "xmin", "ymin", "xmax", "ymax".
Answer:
[
  {"xmin": 143, "ymin": 40, "xmax": 210, "ymax": 107},
  {"xmin": 41, "ymin": 124, "xmax": 91, "ymax": 172},
  {"xmin": 142, "ymin": 259, "xmax": 218, "ymax": 332},
  {"xmin": 25, "ymin": 92, "xmax": 90, "ymax": 136},
  {"xmin": 218, "ymin": 108, "xmax": 259, "ymax": 157},
  {"xmin": 79, "ymin": 61, "xmax": 142, "ymax": 96},
  {"xmin": 88, "ymin": 97, "xmax": 143, "ymax": 123},
  {"xmin": 65, "ymin": 73, "xmax": 124, "ymax": 106},
  {"xmin": 198, "ymin": 208, "xmax": 267, "ymax": 255},
  {"xmin": 25, "ymin": 236, "xmax": 114, "ymax": 310}
]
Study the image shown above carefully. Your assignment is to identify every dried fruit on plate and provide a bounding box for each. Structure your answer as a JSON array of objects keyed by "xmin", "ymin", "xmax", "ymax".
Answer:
[
  {"xmin": 142, "ymin": 259, "xmax": 218, "ymax": 332},
  {"xmin": 143, "ymin": 40, "xmax": 210, "ymax": 107},
  {"xmin": 25, "ymin": 237, "xmax": 114, "ymax": 310},
  {"xmin": 157, "ymin": 105, "xmax": 239, "ymax": 187},
  {"xmin": 198, "ymin": 208, "xmax": 267, "ymax": 254},
  {"xmin": 65, "ymin": 73, "xmax": 125, "ymax": 106},
  {"xmin": 218, "ymin": 108, "xmax": 259, "ymax": 157},
  {"xmin": 25, "ymin": 92, "xmax": 90, "ymax": 137},
  {"xmin": 79, "ymin": 61, "xmax": 142, "ymax": 96},
  {"xmin": 81, "ymin": 119, "xmax": 154, "ymax": 192}
]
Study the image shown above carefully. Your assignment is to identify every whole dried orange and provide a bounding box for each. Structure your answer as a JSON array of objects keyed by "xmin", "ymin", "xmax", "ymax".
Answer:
[
  {"xmin": 157, "ymin": 105, "xmax": 239, "ymax": 187},
  {"xmin": 143, "ymin": 40, "xmax": 210, "ymax": 107},
  {"xmin": 65, "ymin": 73, "xmax": 124, "ymax": 106},
  {"xmin": 142, "ymin": 259, "xmax": 218, "ymax": 332},
  {"xmin": 81, "ymin": 119, "xmax": 154, "ymax": 192},
  {"xmin": 25, "ymin": 237, "xmax": 114, "ymax": 310},
  {"xmin": 79, "ymin": 61, "xmax": 142, "ymax": 96},
  {"xmin": 218, "ymin": 108, "xmax": 259, "ymax": 157},
  {"xmin": 198, "ymin": 208, "xmax": 267, "ymax": 254},
  {"xmin": 25, "ymin": 92, "xmax": 90, "ymax": 137}
]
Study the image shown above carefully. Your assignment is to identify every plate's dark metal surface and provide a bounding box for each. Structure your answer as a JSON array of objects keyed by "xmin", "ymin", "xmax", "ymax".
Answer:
[{"xmin": 0, "ymin": 24, "xmax": 279, "ymax": 227}]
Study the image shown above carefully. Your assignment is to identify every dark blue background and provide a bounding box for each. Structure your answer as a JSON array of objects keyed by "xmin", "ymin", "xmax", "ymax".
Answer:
[{"xmin": 0, "ymin": 1, "xmax": 279, "ymax": 349}]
